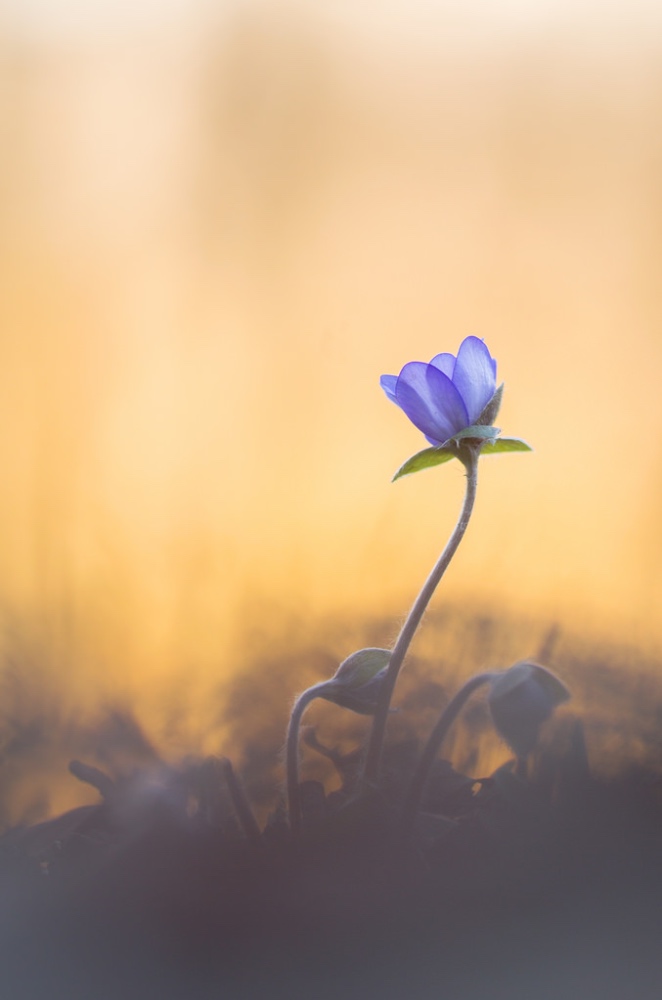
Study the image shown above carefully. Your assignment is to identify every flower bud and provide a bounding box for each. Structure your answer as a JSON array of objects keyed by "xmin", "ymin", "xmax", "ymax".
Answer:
[
  {"xmin": 321, "ymin": 669, "xmax": 389, "ymax": 715},
  {"xmin": 332, "ymin": 648, "xmax": 391, "ymax": 688},
  {"xmin": 320, "ymin": 648, "xmax": 392, "ymax": 716},
  {"xmin": 488, "ymin": 661, "xmax": 570, "ymax": 758}
]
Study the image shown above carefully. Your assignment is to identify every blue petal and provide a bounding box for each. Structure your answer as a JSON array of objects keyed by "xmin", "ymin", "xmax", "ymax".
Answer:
[
  {"xmin": 380, "ymin": 374, "xmax": 398, "ymax": 403},
  {"xmin": 430, "ymin": 353, "xmax": 455, "ymax": 378},
  {"xmin": 395, "ymin": 362, "xmax": 469, "ymax": 443},
  {"xmin": 452, "ymin": 337, "xmax": 497, "ymax": 423}
]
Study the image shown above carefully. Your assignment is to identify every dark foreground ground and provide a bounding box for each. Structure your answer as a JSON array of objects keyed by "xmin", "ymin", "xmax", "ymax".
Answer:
[{"xmin": 1, "ymin": 738, "xmax": 661, "ymax": 1000}]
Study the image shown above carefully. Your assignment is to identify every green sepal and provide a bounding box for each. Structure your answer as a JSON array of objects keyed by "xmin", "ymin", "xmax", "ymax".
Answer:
[
  {"xmin": 445, "ymin": 424, "xmax": 500, "ymax": 444},
  {"xmin": 481, "ymin": 437, "xmax": 533, "ymax": 455}
]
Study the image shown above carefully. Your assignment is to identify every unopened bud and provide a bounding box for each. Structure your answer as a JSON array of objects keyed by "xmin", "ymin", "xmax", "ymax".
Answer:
[
  {"xmin": 321, "ymin": 667, "xmax": 389, "ymax": 716},
  {"xmin": 332, "ymin": 648, "xmax": 391, "ymax": 688},
  {"xmin": 317, "ymin": 648, "xmax": 392, "ymax": 716},
  {"xmin": 488, "ymin": 661, "xmax": 570, "ymax": 758}
]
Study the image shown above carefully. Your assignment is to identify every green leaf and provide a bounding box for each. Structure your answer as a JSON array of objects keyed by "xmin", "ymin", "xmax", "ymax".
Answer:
[
  {"xmin": 481, "ymin": 437, "xmax": 533, "ymax": 455},
  {"xmin": 392, "ymin": 447, "xmax": 456, "ymax": 481}
]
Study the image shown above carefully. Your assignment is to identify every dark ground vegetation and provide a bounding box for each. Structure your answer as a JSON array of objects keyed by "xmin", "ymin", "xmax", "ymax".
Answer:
[{"xmin": 1, "ymin": 611, "xmax": 662, "ymax": 999}]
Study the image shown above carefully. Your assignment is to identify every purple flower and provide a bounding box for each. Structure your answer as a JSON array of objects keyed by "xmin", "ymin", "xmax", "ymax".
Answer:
[{"xmin": 380, "ymin": 336, "xmax": 498, "ymax": 446}]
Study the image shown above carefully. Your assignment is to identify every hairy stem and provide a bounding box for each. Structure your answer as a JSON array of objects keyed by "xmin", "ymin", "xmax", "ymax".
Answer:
[
  {"xmin": 286, "ymin": 681, "xmax": 334, "ymax": 837},
  {"xmin": 362, "ymin": 449, "xmax": 480, "ymax": 787},
  {"xmin": 398, "ymin": 670, "xmax": 496, "ymax": 849}
]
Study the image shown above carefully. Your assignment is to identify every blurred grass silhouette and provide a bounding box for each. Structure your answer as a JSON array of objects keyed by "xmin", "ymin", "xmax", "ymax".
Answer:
[{"xmin": 0, "ymin": 598, "xmax": 659, "ymax": 829}]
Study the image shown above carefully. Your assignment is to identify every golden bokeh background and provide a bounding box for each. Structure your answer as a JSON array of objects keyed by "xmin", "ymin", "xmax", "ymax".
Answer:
[{"xmin": 1, "ymin": 1, "xmax": 662, "ymax": 817}]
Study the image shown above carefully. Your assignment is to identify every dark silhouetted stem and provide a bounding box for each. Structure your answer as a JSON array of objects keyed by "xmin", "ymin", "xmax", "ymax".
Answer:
[
  {"xmin": 69, "ymin": 759, "xmax": 116, "ymax": 800},
  {"xmin": 398, "ymin": 670, "xmax": 496, "ymax": 849},
  {"xmin": 286, "ymin": 681, "xmax": 334, "ymax": 837},
  {"xmin": 218, "ymin": 756, "xmax": 262, "ymax": 845},
  {"xmin": 362, "ymin": 449, "xmax": 480, "ymax": 788}
]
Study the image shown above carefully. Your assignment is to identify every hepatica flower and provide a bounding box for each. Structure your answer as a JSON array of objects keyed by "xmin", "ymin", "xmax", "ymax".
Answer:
[
  {"xmin": 381, "ymin": 336, "xmax": 531, "ymax": 480},
  {"xmin": 364, "ymin": 336, "xmax": 532, "ymax": 789},
  {"xmin": 381, "ymin": 336, "xmax": 497, "ymax": 445}
]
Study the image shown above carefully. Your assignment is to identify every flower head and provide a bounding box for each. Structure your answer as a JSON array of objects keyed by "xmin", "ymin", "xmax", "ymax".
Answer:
[{"xmin": 380, "ymin": 336, "xmax": 498, "ymax": 446}]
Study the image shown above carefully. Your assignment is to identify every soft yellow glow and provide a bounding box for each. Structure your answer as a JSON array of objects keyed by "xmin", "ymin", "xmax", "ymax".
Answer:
[{"xmin": 0, "ymin": 3, "xmax": 661, "ymax": 821}]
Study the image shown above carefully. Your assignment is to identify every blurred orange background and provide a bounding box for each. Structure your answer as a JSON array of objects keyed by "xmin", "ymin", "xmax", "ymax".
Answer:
[{"xmin": 1, "ymin": 1, "xmax": 662, "ymax": 813}]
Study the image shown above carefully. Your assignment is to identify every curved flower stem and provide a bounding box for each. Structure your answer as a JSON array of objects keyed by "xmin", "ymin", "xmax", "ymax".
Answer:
[
  {"xmin": 362, "ymin": 448, "xmax": 480, "ymax": 788},
  {"xmin": 286, "ymin": 681, "xmax": 334, "ymax": 838},
  {"xmin": 398, "ymin": 670, "xmax": 496, "ymax": 850}
]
